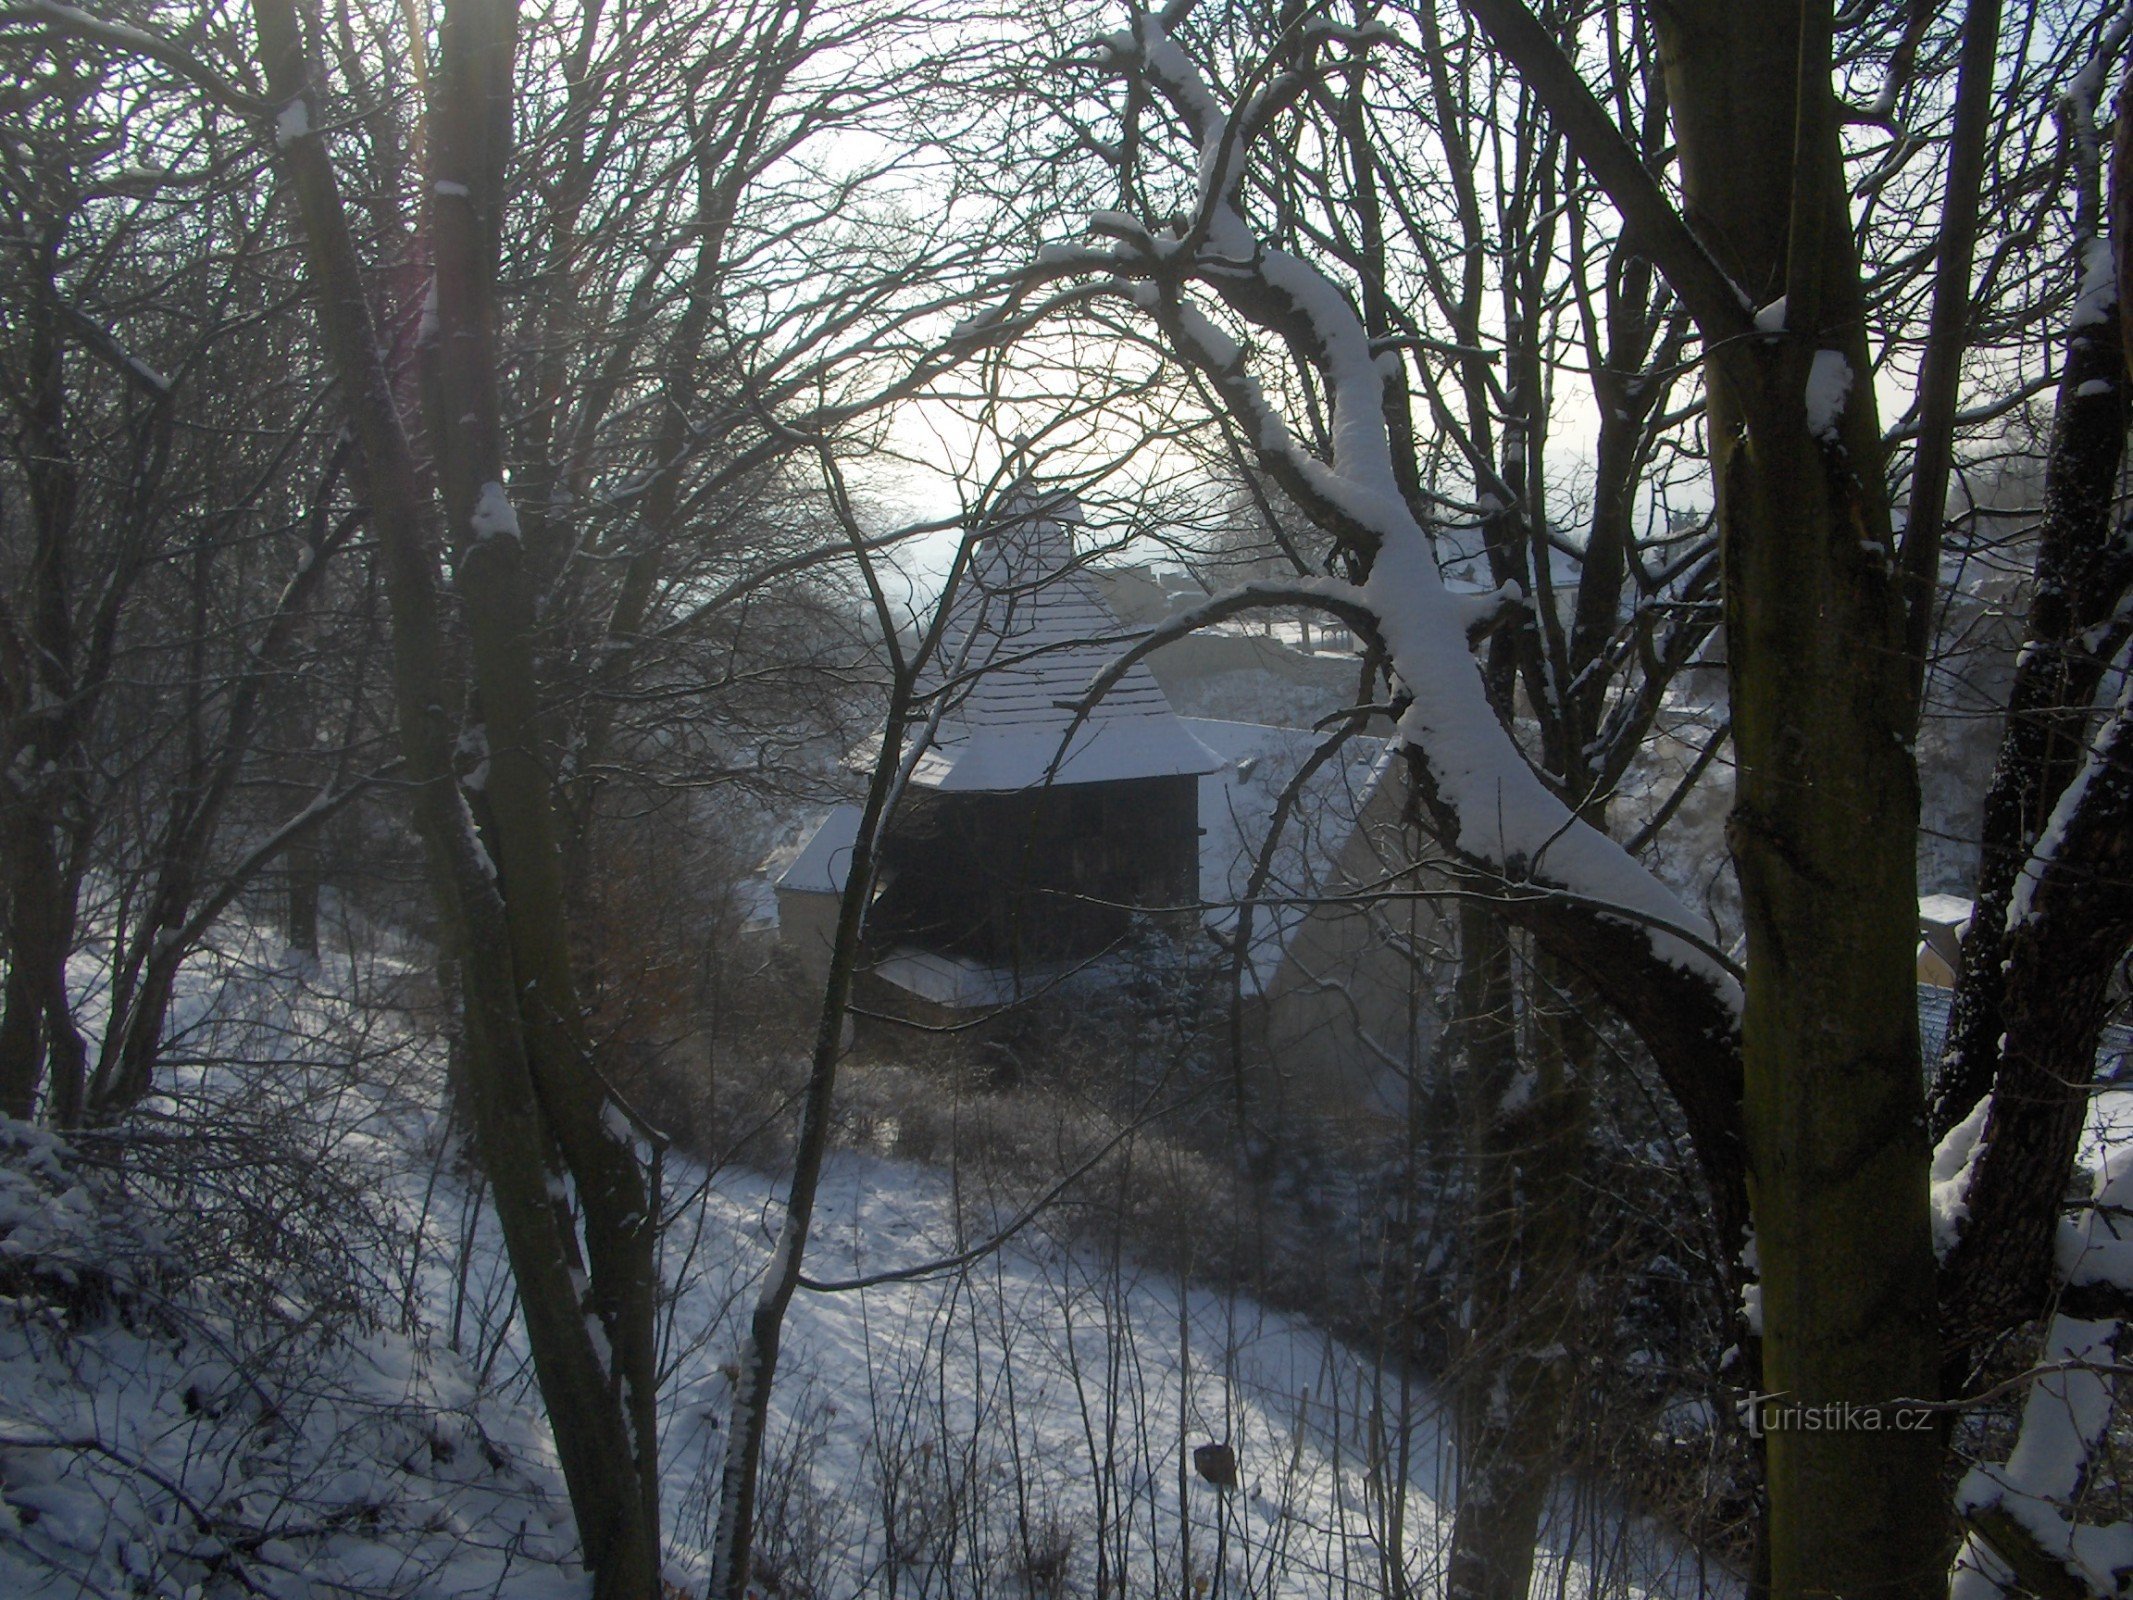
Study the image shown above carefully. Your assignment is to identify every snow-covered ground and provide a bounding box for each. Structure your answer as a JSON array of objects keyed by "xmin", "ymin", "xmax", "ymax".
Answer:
[
  {"xmin": 660, "ymin": 1154, "xmax": 1720, "ymax": 1599},
  {"xmin": 0, "ymin": 919, "xmax": 1723, "ymax": 1598},
  {"xmin": 0, "ymin": 934, "xmax": 591, "ymax": 1599}
]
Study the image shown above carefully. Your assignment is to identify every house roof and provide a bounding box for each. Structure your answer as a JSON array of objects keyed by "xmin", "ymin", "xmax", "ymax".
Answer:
[
  {"xmin": 776, "ymin": 804, "xmax": 863, "ymax": 898},
  {"xmin": 1922, "ymin": 983, "xmax": 2133, "ymax": 1084},
  {"xmin": 1184, "ymin": 717, "xmax": 1397, "ymax": 995},
  {"xmin": 906, "ymin": 490, "xmax": 1222, "ymax": 791}
]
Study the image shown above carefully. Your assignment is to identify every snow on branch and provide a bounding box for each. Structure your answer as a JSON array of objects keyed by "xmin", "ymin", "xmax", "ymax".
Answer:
[
  {"xmin": 2007, "ymin": 637, "xmax": 2133, "ymax": 939},
  {"xmin": 1045, "ymin": 6, "xmax": 1739, "ymax": 1010},
  {"xmin": 3, "ymin": 0, "xmax": 274, "ymax": 118},
  {"xmin": 1933, "ymin": 1094, "xmax": 1994, "ymax": 1261},
  {"xmin": 2060, "ymin": 1146, "xmax": 2133, "ymax": 1299},
  {"xmin": 2064, "ymin": 4, "xmax": 2133, "ymax": 162},
  {"xmin": 57, "ymin": 301, "xmax": 173, "ymax": 396},
  {"xmin": 1955, "ymin": 1150, "xmax": 2133, "ymax": 1598}
]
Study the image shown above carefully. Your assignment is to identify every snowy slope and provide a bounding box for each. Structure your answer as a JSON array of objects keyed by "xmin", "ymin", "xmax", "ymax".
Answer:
[
  {"xmin": 0, "ymin": 1122, "xmax": 588, "ymax": 1600},
  {"xmin": 0, "ymin": 917, "xmax": 1721, "ymax": 1598},
  {"xmin": 0, "ymin": 920, "xmax": 594, "ymax": 1600},
  {"xmin": 658, "ymin": 1153, "xmax": 1722, "ymax": 1599}
]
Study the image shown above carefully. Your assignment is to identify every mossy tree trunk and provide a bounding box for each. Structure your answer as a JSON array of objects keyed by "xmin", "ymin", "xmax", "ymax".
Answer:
[{"xmin": 1661, "ymin": 8, "xmax": 1944, "ymax": 1593}]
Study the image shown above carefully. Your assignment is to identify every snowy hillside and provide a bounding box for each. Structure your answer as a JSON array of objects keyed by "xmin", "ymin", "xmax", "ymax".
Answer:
[
  {"xmin": 659, "ymin": 1154, "xmax": 1721, "ymax": 1598},
  {"xmin": 0, "ymin": 919, "xmax": 1732, "ymax": 1599}
]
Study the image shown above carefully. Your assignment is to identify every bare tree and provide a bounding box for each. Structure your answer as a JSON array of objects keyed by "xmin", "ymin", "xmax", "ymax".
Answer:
[
  {"xmin": 0, "ymin": 26, "xmax": 381, "ymax": 1129},
  {"xmin": 977, "ymin": 2, "xmax": 2133, "ymax": 1595},
  {"xmin": 6, "ymin": 0, "xmax": 1014, "ymax": 1592}
]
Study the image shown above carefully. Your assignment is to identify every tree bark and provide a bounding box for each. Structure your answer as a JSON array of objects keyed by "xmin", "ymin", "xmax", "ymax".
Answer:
[
  {"xmin": 1661, "ymin": 8, "xmax": 1945, "ymax": 1593},
  {"xmin": 247, "ymin": 0, "xmax": 662, "ymax": 1589},
  {"xmin": 1932, "ymin": 49, "xmax": 2133, "ymax": 1379}
]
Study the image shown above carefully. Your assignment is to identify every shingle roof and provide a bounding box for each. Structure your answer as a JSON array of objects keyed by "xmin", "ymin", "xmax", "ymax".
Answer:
[
  {"xmin": 776, "ymin": 804, "xmax": 862, "ymax": 897},
  {"xmin": 908, "ymin": 490, "xmax": 1221, "ymax": 791}
]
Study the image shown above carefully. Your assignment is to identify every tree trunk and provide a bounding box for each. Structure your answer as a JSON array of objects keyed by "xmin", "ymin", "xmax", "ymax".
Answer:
[
  {"xmin": 248, "ymin": 0, "xmax": 663, "ymax": 1589},
  {"xmin": 1446, "ymin": 915, "xmax": 1589, "ymax": 1600},
  {"xmin": 1944, "ymin": 679, "xmax": 2133, "ymax": 1352},
  {"xmin": 0, "ymin": 813, "xmax": 74, "ymax": 1120},
  {"xmin": 1655, "ymin": 7, "xmax": 1946, "ymax": 1593},
  {"xmin": 285, "ymin": 829, "xmax": 322, "ymax": 958},
  {"xmin": 0, "ymin": 235, "xmax": 89, "ymax": 1126},
  {"xmin": 1932, "ymin": 53, "xmax": 2133, "ymax": 1378},
  {"xmin": 0, "ymin": 949, "xmax": 39, "ymax": 1121},
  {"xmin": 709, "ymin": 580, "xmax": 917, "ymax": 1598},
  {"xmin": 1931, "ymin": 247, "xmax": 2133, "ymax": 1139}
]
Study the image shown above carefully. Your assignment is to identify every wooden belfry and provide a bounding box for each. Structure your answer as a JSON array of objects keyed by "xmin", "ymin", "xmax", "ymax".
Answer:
[{"xmin": 866, "ymin": 486, "xmax": 1222, "ymax": 979}]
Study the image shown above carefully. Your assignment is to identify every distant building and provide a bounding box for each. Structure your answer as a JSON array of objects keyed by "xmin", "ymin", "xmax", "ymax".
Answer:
[
  {"xmin": 1910, "ymin": 892, "xmax": 2133, "ymax": 1085},
  {"xmin": 1916, "ymin": 894, "xmax": 1974, "ymax": 988},
  {"xmin": 769, "ymin": 488, "xmax": 1431, "ymax": 1124},
  {"xmin": 1185, "ymin": 715, "xmax": 1428, "ymax": 1118},
  {"xmin": 765, "ymin": 505, "xmax": 2133, "ymax": 1116}
]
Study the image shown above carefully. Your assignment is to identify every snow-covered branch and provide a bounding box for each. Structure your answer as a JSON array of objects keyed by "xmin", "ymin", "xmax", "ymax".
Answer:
[
  {"xmin": 2062, "ymin": 2, "xmax": 2133, "ymax": 234},
  {"xmin": 1955, "ymin": 1146, "xmax": 2133, "ymax": 1598},
  {"xmin": 1051, "ymin": 7, "xmax": 1738, "ymax": 1012},
  {"xmin": 1067, "ymin": 577, "xmax": 1396, "ymax": 710},
  {"xmin": 0, "ymin": 0, "xmax": 273, "ymax": 117}
]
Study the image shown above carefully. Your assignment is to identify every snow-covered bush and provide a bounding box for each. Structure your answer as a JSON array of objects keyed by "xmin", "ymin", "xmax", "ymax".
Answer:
[{"xmin": 0, "ymin": 1111, "xmax": 586, "ymax": 1598}]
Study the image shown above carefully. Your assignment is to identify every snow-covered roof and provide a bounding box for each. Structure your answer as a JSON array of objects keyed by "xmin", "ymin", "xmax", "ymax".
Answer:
[
  {"xmin": 1916, "ymin": 894, "xmax": 1975, "ymax": 985},
  {"xmin": 908, "ymin": 490, "xmax": 1221, "ymax": 791},
  {"xmin": 1186, "ymin": 717, "xmax": 1396, "ymax": 995},
  {"xmin": 777, "ymin": 805, "xmax": 862, "ymax": 896},
  {"xmin": 736, "ymin": 875, "xmax": 780, "ymax": 935},
  {"xmin": 868, "ymin": 947, "xmax": 1078, "ymax": 1009}
]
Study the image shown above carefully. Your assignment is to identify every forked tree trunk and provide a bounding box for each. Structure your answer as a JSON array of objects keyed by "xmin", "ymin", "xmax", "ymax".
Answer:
[
  {"xmin": 248, "ymin": 0, "xmax": 662, "ymax": 1591},
  {"xmin": 1461, "ymin": 2, "xmax": 2133, "ymax": 1589},
  {"xmin": 422, "ymin": 2, "xmax": 664, "ymax": 1553}
]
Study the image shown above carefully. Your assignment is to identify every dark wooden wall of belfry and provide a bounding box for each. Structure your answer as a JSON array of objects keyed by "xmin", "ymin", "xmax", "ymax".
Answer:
[{"xmin": 871, "ymin": 775, "xmax": 1200, "ymax": 968}]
